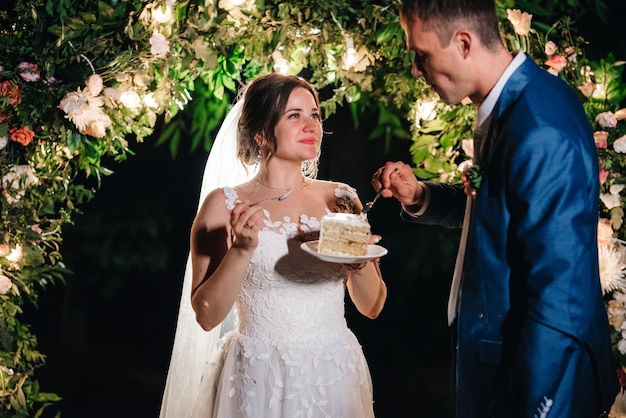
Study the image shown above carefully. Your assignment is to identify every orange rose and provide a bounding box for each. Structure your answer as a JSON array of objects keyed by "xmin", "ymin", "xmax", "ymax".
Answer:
[
  {"xmin": 0, "ymin": 81, "xmax": 21, "ymax": 105},
  {"xmin": 9, "ymin": 127, "xmax": 34, "ymax": 146}
]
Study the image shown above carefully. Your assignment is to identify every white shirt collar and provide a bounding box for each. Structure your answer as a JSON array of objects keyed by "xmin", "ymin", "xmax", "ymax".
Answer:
[{"xmin": 476, "ymin": 51, "xmax": 526, "ymax": 129}]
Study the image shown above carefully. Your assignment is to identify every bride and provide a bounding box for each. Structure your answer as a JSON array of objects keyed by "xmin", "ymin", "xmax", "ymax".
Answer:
[{"xmin": 160, "ymin": 73, "xmax": 387, "ymax": 417}]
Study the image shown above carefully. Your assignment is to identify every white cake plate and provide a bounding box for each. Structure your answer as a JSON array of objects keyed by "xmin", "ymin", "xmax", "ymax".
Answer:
[{"xmin": 300, "ymin": 240, "xmax": 388, "ymax": 264}]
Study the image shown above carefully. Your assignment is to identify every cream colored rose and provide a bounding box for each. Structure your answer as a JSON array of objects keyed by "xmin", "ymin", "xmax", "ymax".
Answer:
[
  {"xmin": 506, "ymin": 9, "xmax": 532, "ymax": 36},
  {"xmin": 608, "ymin": 299, "xmax": 626, "ymax": 330},
  {"xmin": 2, "ymin": 165, "xmax": 39, "ymax": 204},
  {"xmin": 615, "ymin": 108, "xmax": 626, "ymax": 121},
  {"xmin": 85, "ymin": 74, "xmax": 104, "ymax": 96},
  {"xmin": 598, "ymin": 219, "xmax": 615, "ymax": 246},
  {"xmin": 0, "ymin": 274, "xmax": 12, "ymax": 295},
  {"xmin": 614, "ymin": 135, "xmax": 626, "ymax": 153}
]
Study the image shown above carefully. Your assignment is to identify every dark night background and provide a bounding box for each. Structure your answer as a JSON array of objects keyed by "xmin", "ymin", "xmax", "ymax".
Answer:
[{"xmin": 20, "ymin": 2, "xmax": 626, "ymax": 417}]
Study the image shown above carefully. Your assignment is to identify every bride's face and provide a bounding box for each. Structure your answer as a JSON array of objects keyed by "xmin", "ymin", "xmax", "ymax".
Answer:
[{"xmin": 271, "ymin": 87, "xmax": 322, "ymax": 162}]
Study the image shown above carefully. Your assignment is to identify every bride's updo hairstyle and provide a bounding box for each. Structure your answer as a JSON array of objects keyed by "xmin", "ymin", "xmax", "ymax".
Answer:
[{"xmin": 237, "ymin": 73, "xmax": 321, "ymax": 178}]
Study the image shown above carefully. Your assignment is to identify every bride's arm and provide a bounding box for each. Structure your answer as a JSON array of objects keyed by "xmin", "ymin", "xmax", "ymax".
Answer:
[
  {"xmin": 190, "ymin": 189, "xmax": 264, "ymax": 331},
  {"xmin": 345, "ymin": 260, "xmax": 387, "ymax": 319}
]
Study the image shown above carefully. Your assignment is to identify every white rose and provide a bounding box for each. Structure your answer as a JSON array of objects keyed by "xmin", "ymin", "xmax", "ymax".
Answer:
[
  {"xmin": 596, "ymin": 111, "xmax": 618, "ymax": 128},
  {"xmin": 2, "ymin": 165, "xmax": 39, "ymax": 204},
  {"xmin": 600, "ymin": 193, "xmax": 622, "ymax": 210},
  {"xmin": 461, "ymin": 139, "xmax": 474, "ymax": 159},
  {"xmin": 150, "ymin": 32, "xmax": 170, "ymax": 57},
  {"xmin": 614, "ymin": 135, "xmax": 626, "ymax": 153}
]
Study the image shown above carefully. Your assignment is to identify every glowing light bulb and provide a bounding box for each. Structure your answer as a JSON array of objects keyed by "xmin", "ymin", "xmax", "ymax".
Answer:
[
  {"xmin": 6, "ymin": 245, "xmax": 22, "ymax": 263},
  {"xmin": 152, "ymin": 5, "xmax": 172, "ymax": 23},
  {"xmin": 342, "ymin": 37, "xmax": 359, "ymax": 70}
]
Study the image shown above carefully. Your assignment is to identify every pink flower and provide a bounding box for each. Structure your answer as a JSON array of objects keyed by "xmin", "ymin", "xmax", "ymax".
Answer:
[
  {"xmin": 594, "ymin": 131, "xmax": 609, "ymax": 149},
  {"xmin": 544, "ymin": 41, "xmax": 557, "ymax": 56},
  {"xmin": 545, "ymin": 55, "xmax": 567, "ymax": 73},
  {"xmin": 600, "ymin": 166, "xmax": 609, "ymax": 184},
  {"xmin": 17, "ymin": 62, "xmax": 40, "ymax": 82},
  {"xmin": 596, "ymin": 112, "xmax": 618, "ymax": 129}
]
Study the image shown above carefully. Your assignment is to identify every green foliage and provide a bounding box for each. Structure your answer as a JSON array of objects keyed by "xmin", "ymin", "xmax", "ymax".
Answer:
[{"xmin": 0, "ymin": 0, "xmax": 624, "ymax": 413}]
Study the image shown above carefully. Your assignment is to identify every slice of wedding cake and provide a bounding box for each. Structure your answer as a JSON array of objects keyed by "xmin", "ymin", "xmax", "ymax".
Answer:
[{"xmin": 318, "ymin": 213, "xmax": 371, "ymax": 256}]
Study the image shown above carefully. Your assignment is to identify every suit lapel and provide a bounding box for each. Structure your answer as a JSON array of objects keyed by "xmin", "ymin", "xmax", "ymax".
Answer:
[{"xmin": 477, "ymin": 58, "xmax": 538, "ymax": 165}]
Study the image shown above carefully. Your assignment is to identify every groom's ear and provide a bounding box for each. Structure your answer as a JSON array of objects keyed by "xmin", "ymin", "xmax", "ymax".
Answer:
[{"xmin": 453, "ymin": 29, "xmax": 472, "ymax": 58}]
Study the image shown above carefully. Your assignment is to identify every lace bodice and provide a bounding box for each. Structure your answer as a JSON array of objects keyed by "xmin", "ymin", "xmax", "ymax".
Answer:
[
  {"xmin": 223, "ymin": 185, "xmax": 353, "ymax": 344},
  {"xmin": 196, "ymin": 184, "xmax": 375, "ymax": 418}
]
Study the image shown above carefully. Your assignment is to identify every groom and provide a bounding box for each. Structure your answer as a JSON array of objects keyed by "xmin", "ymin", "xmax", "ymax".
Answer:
[{"xmin": 373, "ymin": 0, "xmax": 619, "ymax": 416}]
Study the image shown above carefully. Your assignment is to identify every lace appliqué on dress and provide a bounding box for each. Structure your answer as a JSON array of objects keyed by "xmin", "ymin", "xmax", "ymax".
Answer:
[
  {"xmin": 205, "ymin": 185, "xmax": 374, "ymax": 418},
  {"xmin": 333, "ymin": 183, "xmax": 358, "ymax": 214}
]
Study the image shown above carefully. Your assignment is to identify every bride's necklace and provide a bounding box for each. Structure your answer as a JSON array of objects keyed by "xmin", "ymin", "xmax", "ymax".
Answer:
[{"xmin": 254, "ymin": 178, "xmax": 308, "ymax": 192}]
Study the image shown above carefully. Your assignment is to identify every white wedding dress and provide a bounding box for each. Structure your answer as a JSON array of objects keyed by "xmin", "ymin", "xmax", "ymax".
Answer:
[{"xmin": 191, "ymin": 186, "xmax": 375, "ymax": 418}]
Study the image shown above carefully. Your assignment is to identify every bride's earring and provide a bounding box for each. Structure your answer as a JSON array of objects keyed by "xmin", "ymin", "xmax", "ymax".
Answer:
[{"xmin": 253, "ymin": 148, "xmax": 262, "ymax": 174}]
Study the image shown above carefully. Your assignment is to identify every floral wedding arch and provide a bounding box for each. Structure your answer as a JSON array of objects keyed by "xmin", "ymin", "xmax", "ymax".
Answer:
[{"xmin": 0, "ymin": 0, "xmax": 625, "ymax": 415}]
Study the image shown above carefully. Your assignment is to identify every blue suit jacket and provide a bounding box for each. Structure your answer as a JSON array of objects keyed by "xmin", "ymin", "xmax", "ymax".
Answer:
[{"xmin": 404, "ymin": 56, "xmax": 618, "ymax": 417}]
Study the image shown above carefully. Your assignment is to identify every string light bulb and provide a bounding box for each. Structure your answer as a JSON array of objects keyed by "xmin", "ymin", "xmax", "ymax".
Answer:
[
  {"xmin": 152, "ymin": 5, "xmax": 172, "ymax": 23},
  {"xmin": 342, "ymin": 37, "xmax": 359, "ymax": 70}
]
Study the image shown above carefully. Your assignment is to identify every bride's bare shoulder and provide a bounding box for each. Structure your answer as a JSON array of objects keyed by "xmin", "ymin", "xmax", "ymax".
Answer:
[{"xmin": 195, "ymin": 187, "xmax": 234, "ymax": 224}]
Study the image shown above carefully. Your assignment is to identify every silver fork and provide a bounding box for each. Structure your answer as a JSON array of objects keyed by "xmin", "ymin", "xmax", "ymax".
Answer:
[
  {"xmin": 248, "ymin": 188, "xmax": 296, "ymax": 207},
  {"xmin": 363, "ymin": 167, "xmax": 397, "ymax": 214},
  {"xmin": 362, "ymin": 188, "xmax": 383, "ymax": 214}
]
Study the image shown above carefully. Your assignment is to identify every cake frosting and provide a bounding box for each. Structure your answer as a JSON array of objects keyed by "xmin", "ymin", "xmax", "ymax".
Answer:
[{"xmin": 318, "ymin": 213, "xmax": 371, "ymax": 256}]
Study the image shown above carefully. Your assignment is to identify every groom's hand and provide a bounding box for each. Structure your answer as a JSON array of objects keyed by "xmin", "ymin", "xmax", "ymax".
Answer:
[{"xmin": 372, "ymin": 161, "xmax": 424, "ymax": 209}]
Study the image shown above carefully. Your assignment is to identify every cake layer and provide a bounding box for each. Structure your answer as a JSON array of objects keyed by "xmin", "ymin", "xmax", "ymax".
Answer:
[{"xmin": 318, "ymin": 213, "xmax": 370, "ymax": 256}]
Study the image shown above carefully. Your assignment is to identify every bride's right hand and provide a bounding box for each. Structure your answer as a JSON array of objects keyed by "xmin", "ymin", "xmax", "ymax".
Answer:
[{"xmin": 230, "ymin": 201, "xmax": 263, "ymax": 249}]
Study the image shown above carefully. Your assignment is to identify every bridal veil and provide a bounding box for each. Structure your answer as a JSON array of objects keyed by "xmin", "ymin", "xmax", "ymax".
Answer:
[{"xmin": 159, "ymin": 98, "xmax": 254, "ymax": 417}]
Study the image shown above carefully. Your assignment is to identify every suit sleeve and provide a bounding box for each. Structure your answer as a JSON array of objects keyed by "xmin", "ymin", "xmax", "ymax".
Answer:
[
  {"xmin": 501, "ymin": 123, "xmax": 607, "ymax": 413},
  {"xmin": 400, "ymin": 181, "xmax": 467, "ymax": 228}
]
